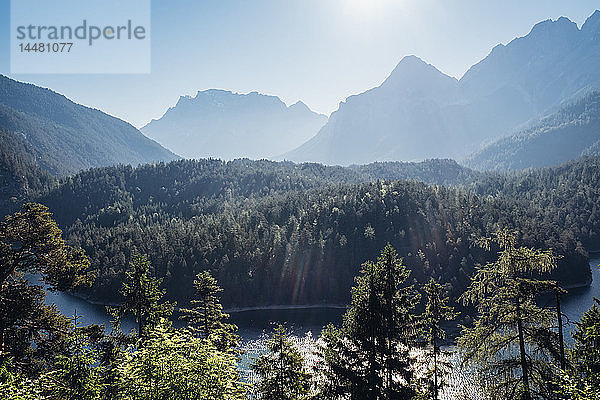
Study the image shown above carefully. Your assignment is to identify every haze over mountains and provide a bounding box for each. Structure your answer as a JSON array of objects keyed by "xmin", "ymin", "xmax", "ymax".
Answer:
[
  {"xmin": 1, "ymin": 10, "xmax": 599, "ymax": 182},
  {"xmin": 141, "ymin": 90, "xmax": 327, "ymax": 160},
  {"xmin": 284, "ymin": 11, "xmax": 600, "ymax": 166}
]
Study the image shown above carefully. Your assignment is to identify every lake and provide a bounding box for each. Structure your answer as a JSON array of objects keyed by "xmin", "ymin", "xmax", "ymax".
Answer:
[
  {"xmin": 44, "ymin": 258, "xmax": 600, "ymax": 342},
  {"xmin": 44, "ymin": 290, "xmax": 346, "ymax": 341}
]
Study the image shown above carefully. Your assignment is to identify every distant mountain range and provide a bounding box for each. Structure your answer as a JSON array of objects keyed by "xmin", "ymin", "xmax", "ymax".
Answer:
[
  {"xmin": 2, "ymin": 11, "xmax": 600, "ymax": 177},
  {"xmin": 466, "ymin": 91, "xmax": 600, "ymax": 171},
  {"xmin": 0, "ymin": 74, "xmax": 178, "ymax": 177},
  {"xmin": 284, "ymin": 10, "xmax": 600, "ymax": 166},
  {"xmin": 141, "ymin": 90, "xmax": 327, "ymax": 160}
]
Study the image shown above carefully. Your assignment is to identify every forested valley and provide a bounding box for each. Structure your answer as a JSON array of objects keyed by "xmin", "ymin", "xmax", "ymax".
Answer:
[
  {"xmin": 1, "ymin": 156, "xmax": 600, "ymax": 399},
  {"xmin": 31, "ymin": 157, "xmax": 598, "ymax": 309}
]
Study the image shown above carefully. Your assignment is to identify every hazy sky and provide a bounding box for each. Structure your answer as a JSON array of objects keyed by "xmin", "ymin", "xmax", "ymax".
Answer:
[{"xmin": 1, "ymin": 0, "xmax": 599, "ymax": 127}]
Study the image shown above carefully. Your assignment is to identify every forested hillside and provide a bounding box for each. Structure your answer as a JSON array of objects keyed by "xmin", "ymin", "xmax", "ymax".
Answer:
[
  {"xmin": 466, "ymin": 92, "xmax": 600, "ymax": 171},
  {"xmin": 0, "ymin": 128, "xmax": 56, "ymax": 215},
  {"xmin": 0, "ymin": 75, "xmax": 179, "ymax": 177},
  {"xmin": 34, "ymin": 157, "xmax": 597, "ymax": 308},
  {"xmin": 469, "ymin": 156, "xmax": 600, "ymax": 250}
]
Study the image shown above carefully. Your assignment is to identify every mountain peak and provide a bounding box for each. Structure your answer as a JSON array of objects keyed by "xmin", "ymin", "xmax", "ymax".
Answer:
[
  {"xmin": 383, "ymin": 55, "xmax": 455, "ymax": 87},
  {"xmin": 289, "ymin": 100, "xmax": 310, "ymax": 111},
  {"xmin": 388, "ymin": 55, "xmax": 431, "ymax": 74},
  {"xmin": 195, "ymin": 88, "xmax": 233, "ymax": 99},
  {"xmin": 398, "ymin": 54, "xmax": 426, "ymax": 65},
  {"xmin": 142, "ymin": 89, "xmax": 327, "ymax": 160},
  {"xmin": 582, "ymin": 10, "xmax": 600, "ymax": 35},
  {"xmin": 528, "ymin": 15, "xmax": 577, "ymax": 37}
]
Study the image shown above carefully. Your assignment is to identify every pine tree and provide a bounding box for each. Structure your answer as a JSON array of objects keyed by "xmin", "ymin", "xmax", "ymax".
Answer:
[
  {"xmin": 458, "ymin": 229, "xmax": 561, "ymax": 400},
  {"xmin": 559, "ymin": 297, "xmax": 600, "ymax": 399},
  {"xmin": 251, "ymin": 324, "xmax": 311, "ymax": 400},
  {"xmin": 0, "ymin": 203, "xmax": 93, "ymax": 375},
  {"xmin": 317, "ymin": 244, "xmax": 419, "ymax": 400},
  {"xmin": 419, "ymin": 278, "xmax": 457, "ymax": 400},
  {"xmin": 118, "ymin": 321, "xmax": 247, "ymax": 400},
  {"xmin": 108, "ymin": 253, "xmax": 174, "ymax": 340},
  {"xmin": 179, "ymin": 270, "xmax": 239, "ymax": 350},
  {"xmin": 37, "ymin": 311, "xmax": 105, "ymax": 400}
]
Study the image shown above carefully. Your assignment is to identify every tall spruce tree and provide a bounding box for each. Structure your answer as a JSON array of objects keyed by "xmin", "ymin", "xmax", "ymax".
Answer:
[
  {"xmin": 458, "ymin": 229, "xmax": 561, "ymax": 400},
  {"xmin": 179, "ymin": 271, "xmax": 239, "ymax": 350},
  {"xmin": 317, "ymin": 244, "xmax": 419, "ymax": 400},
  {"xmin": 109, "ymin": 253, "xmax": 174, "ymax": 340},
  {"xmin": 419, "ymin": 278, "xmax": 457, "ymax": 400},
  {"xmin": 37, "ymin": 312, "xmax": 105, "ymax": 400},
  {"xmin": 251, "ymin": 324, "xmax": 311, "ymax": 400}
]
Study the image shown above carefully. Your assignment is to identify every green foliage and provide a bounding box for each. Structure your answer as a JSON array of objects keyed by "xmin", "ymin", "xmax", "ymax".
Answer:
[
  {"xmin": 251, "ymin": 324, "xmax": 312, "ymax": 400},
  {"xmin": 458, "ymin": 229, "xmax": 561, "ymax": 400},
  {"xmin": 317, "ymin": 244, "xmax": 419, "ymax": 399},
  {"xmin": 417, "ymin": 278, "xmax": 457, "ymax": 400},
  {"xmin": 179, "ymin": 271, "xmax": 239, "ymax": 351},
  {"xmin": 0, "ymin": 127, "xmax": 56, "ymax": 216},
  {"xmin": 33, "ymin": 157, "xmax": 596, "ymax": 311},
  {"xmin": 118, "ymin": 321, "xmax": 246, "ymax": 400},
  {"xmin": 572, "ymin": 297, "xmax": 600, "ymax": 385},
  {"xmin": 558, "ymin": 372, "xmax": 600, "ymax": 400},
  {"xmin": 0, "ymin": 203, "xmax": 93, "ymax": 375},
  {"xmin": 313, "ymin": 323, "xmax": 345, "ymax": 399},
  {"xmin": 108, "ymin": 253, "xmax": 174, "ymax": 339},
  {"xmin": 559, "ymin": 297, "xmax": 600, "ymax": 399},
  {"xmin": 36, "ymin": 315, "xmax": 106, "ymax": 400},
  {"xmin": 0, "ymin": 359, "xmax": 42, "ymax": 400}
]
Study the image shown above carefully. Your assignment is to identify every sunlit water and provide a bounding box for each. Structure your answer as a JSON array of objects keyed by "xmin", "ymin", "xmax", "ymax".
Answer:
[
  {"xmin": 539, "ymin": 257, "xmax": 600, "ymax": 340},
  {"xmin": 45, "ymin": 258, "xmax": 600, "ymax": 341},
  {"xmin": 44, "ymin": 258, "xmax": 600, "ymax": 394}
]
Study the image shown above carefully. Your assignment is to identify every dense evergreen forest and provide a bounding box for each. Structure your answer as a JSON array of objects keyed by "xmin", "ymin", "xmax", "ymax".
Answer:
[
  {"xmin": 1, "ymin": 156, "xmax": 600, "ymax": 399},
  {"xmin": 0, "ymin": 128, "xmax": 57, "ymax": 214},
  {"xmin": 27, "ymin": 157, "xmax": 598, "ymax": 309}
]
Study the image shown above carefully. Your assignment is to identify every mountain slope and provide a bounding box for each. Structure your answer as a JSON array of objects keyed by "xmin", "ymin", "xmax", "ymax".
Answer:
[
  {"xmin": 460, "ymin": 13, "xmax": 600, "ymax": 114},
  {"xmin": 283, "ymin": 56, "xmax": 465, "ymax": 165},
  {"xmin": 0, "ymin": 127, "xmax": 56, "ymax": 215},
  {"xmin": 141, "ymin": 90, "xmax": 327, "ymax": 160},
  {"xmin": 284, "ymin": 11, "xmax": 600, "ymax": 166},
  {"xmin": 0, "ymin": 75, "xmax": 179, "ymax": 176},
  {"xmin": 465, "ymin": 92, "xmax": 600, "ymax": 171}
]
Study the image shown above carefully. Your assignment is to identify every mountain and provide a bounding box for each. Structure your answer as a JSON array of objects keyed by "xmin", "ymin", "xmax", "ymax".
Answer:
[
  {"xmin": 0, "ymin": 75, "xmax": 179, "ymax": 177},
  {"xmin": 465, "ymin": 91, "xmax": 600, "ymax": 171},
  {"xmin": 141, "ymin": 90, "xmax": 327, "ymax": 160},
  {"xmin": 284, "ymin": 11, "xmax": 600, "ymax": 165}
]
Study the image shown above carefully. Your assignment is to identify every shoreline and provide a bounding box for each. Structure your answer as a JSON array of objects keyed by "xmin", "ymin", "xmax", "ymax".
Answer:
[
  {"xmin": 561, "ymin": 279, "xmax": 593, "ymax": 291},
  {"xmin": 65, "ymin": 291, "xmax": 348, "ymax": 313},
  {"xmin": 62, "ymin": 255, "xmax": 600, "ymax": 312},
  {"xmin": 224, "ymin": 304, "xmax": 347, "ymax": 313}
]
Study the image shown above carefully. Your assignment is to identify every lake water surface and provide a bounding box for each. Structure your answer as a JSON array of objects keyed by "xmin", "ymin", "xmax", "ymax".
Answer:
[{"xmin": 45, "ymin": 258, "xmax": 600, "ymax": 342}]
